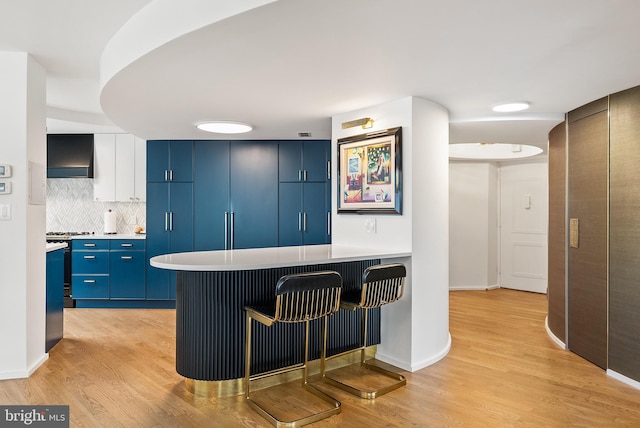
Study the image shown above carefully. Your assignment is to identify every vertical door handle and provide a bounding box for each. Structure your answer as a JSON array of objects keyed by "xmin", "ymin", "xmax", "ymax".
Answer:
[
  {"xmin": 224, "ymin": 212, "xmax": 229, "ymax": 250},
  {"xmin": 303, "ymin": 212, "xmax": 307, "ymax": 232},
  {"xmin": 164, "ymin": 212, "xmax": 170, "ymax": 231},
  {"xmin": 169, "ymin": 212, "xmax": 174, "ymax": 232},
  {"xmin": 298, "ymin": 170, "xmax": 303, "ymax": 182},
  {"xmin": 303, "ymin": 170, "xmax": 307, "ymax": 182},
  {"xmin": 327, "ymin": 212, "xmax": 331, "ymax": 236},
  {"xmin": 327, "ymin": 161, "xmax": 331, "ymax": 180},
  {"xmin": 230, "ymin": 212, "xmax": 235, "ymax": 250},
  {"xmin": 298, "ymin": 212, "xmax": 303, "ymax": 232},
  {"xmin": 169, "ymin": 170, "xmax": 174, "ymax": 181}
]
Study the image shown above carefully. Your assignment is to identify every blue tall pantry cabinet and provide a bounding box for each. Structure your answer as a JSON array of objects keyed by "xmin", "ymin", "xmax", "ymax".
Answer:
[
  {"xmin": 146, "ymin": 141, "xmax": 194, "ymax": 301},
  {"xmin": 278, "ymin": 140, "xmax": 331, "ymax": 246},
  {"xmin": 193, "ymin": 140, "xmax": 279, "ymax": 250}
]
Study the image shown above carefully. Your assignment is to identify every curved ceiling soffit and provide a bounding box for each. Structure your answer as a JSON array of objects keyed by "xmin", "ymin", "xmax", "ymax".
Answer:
[{"xmin": 99, "ymin": 0, "xmax": 276, "ymax": 103}]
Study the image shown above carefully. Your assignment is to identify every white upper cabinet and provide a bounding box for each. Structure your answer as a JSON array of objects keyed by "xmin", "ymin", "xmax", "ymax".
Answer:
[{"xmin": 94, "ymin": 134, "xmax": 146, "ymax": 202}]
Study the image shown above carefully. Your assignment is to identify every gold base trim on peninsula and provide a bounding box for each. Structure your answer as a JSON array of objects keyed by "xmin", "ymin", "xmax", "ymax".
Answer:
[{"xmin": 185, "ymin": 346, "xmax": 376, "ymax": 398}]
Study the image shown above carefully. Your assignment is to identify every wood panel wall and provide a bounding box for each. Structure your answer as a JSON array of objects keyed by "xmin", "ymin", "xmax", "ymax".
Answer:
[
  {"xmin": 566, "ymin": 97, "xmax": 608, "ymax": 369},
  {"xmin": 609, "ymin": 85, "xmax": 640, "ymax": 381},
  {"xmin": 547, "ymin": 121, "xmax": 566, "ymax": 343}
]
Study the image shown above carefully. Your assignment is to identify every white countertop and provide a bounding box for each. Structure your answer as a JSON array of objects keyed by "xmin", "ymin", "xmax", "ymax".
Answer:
[
  {"xmin": 46, "ymin": 242, "xmax": 68, "ymax": 252},
  {"xmin": 73, "ymin": 233, "xmax": 146, "ymax": 240},
  {"xmin": 150, "ymin": 244, "xmax": 411, "ymax": 271}
]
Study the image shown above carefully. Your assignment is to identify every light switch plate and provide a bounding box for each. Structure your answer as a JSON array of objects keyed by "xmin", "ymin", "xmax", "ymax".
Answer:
[
  {"xmin": 365, "ymin": 218, "xmax": 376, "ymax": 234},
  {"xmin": 0, "ymin": 203, "xmax": 11, "ymax": 220}
]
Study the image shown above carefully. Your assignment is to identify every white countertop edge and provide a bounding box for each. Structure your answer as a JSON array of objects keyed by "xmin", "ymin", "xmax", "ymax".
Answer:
[
  {"xmin": 72, "ymin": 233, "xmax": 146, "ymax": 240},
  {"xmin": 46, "ymin": 242, "xmax": 68, "ymax": 252},
  {"xmin": 150, "ymin": 244, "xmax": 411, "ymax": 271}
]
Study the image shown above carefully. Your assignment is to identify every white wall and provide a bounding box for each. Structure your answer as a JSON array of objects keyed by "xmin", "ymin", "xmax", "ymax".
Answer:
[
  {"xmin": 0, "ymin": 53, "xmax": 48, "ymax": 379},
  {"xmin": 449, "ymin": 162, "xmax": 499, "ymax": 290},
  {"xmin": 332, "ymin": 96, "xmax": 450, "ymax": 372}
]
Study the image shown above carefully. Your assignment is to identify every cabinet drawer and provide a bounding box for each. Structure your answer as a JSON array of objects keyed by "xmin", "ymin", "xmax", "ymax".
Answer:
[
  {"xmin": 72, "ymin": 251, "xmax": 109, "ymax": 274},
  {"xmin": 72, "ymin": 275, "xmax": 109, "ymax": 299},
  {"xmin": 73, "ymin": 239, "xmax": 110, "ymax": 250},
  {"xmin": 111, "ymin": 239, "xmax": 145, "ymax": 251}
]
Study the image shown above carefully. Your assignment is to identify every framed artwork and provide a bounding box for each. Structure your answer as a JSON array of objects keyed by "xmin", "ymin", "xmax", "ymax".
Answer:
[{"xmin": 337, "ymin": 127, "xmax": 402, "ymax": 214}]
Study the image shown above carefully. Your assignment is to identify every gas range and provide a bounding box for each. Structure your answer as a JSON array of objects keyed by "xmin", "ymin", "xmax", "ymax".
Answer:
[{"xmin": 46, "ymin": 232, "xmax": 94, "ymax": 241}]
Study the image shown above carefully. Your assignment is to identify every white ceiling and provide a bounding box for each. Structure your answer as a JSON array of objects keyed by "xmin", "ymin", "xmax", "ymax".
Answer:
[{"xmin": 3, "ymin": 0, "xmax": 640, "ymax": 156}]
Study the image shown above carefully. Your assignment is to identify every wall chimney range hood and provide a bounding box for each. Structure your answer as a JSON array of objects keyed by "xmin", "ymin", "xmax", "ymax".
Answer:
[{"xmin": 47, "ymin": 134, "xmax": 94, "ymax": 178}]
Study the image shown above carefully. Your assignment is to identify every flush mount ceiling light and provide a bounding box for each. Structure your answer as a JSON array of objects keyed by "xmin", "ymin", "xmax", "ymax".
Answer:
[
  {"xmin": 492, "ymin": 102, "xmax": 530, "ymax": 113},
  {"xmin": 196, "ymin": 121, "xmax": 253, "ymax": 134},
  {"xmin": 449, "ymin": 142, "xmax": 543, "ymax": 160}
]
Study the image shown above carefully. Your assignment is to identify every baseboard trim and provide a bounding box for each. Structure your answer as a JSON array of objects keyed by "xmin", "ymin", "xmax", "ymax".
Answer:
[
  {"xmin": 544, "ymin": 316, "xmax": 566, "ymax": 349},
  {"xmin": 376, "ymin": 332, "xmax": 452, "ymax": 373},
  {"xmin": 449, "ymin": 284, "xmax": 500, "ymax": 291},
  {"xmin": 0, "ymin": 354, "xmax": 48, "ymax": 380},
  {"xmin": 607, "ymin": 369, "xmax": 640, "ymax": 391}
]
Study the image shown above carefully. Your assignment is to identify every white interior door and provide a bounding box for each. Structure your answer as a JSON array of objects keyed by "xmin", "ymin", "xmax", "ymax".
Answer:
[{"xmin": 499, "ymin": 162, "xmax": 548, "ymax": 293}]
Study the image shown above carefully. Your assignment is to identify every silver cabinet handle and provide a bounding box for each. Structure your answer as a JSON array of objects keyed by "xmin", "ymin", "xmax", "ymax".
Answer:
[
  {"xmin": 327, "ymin": 212, "xmax": 331, "ymax": 236},
  {"xmin": 83, "ymin": 255, "xmax": 96, "ymax": 259},
  {"xmin": 169, "ymin": 212, "xmax": 174, "ymax": 231},
  {"xmin": 120, "ymin": 256, "xmax": 133, "ymax": 260},
  {"xmin": 298, "ymin": 212, "xmax": 303, "ymax": 232},
  {"xmin": 298, "ymin": 170, "xmax": 302, "ymax": 181},
  {"xmin": 303, "ymin": 169, "xmax": 307, "ymax": 182},
  {"xmin": 83, "ymin": 279, "xmax": 96, "ymax": 283},
  {"xmin": 169, "ymin": 170, "xmax": 174, "ymax": 181},
  {"xmin": 83, "ymin": 243, "xmax": 96, "ymax": 247},
  {"xmin": 224, "ymin": 212, "xmax": 229, "ymax": 250},
  {"xmin": 164, "ymin": 212, "xmax": 169, "ymax": 231},
  {"xmin": 230, "ymin": 212, "xmax": 235, "ymax": 250},
  {"xmin": 120, "ymin": 243, "xmax": 133, "ymax": 247},
  {"xmin": 164, "ymin": 170, "xmax": 169, "ymax": 181},
  {"xmin": 327, "ymin": 161, "xmax": 331, "ymax": 180},
  {"xmin": 303, "ymin": 212, "xmax": 307, "ymax": 232}
]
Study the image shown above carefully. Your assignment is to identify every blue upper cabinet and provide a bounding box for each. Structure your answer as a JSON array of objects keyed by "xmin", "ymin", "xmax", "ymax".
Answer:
[
  {"xmin": 279, "ymin": 140, "xmax": 330, "ymax": 183},
  {"xmin": 147, "ymin": 140, "xmax": 194, "ymax": 182}
]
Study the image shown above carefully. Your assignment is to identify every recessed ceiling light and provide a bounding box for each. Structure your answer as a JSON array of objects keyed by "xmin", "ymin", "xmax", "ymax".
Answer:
[
  {"xmin": 492, "ymin": 102, "xmax": 530, "ymax": 113},
  {"xmin": 196, "ymin": 121, "xmax": 253, "ymax": 134}
]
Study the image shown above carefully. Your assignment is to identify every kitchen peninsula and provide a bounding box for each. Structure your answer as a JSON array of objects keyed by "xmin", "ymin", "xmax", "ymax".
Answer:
[{"xmin": 151, "ymin": 244, "xmax": 411, "ymax": 396}]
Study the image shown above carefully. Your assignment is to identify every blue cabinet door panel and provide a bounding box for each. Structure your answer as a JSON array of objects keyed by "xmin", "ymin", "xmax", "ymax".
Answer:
[
  {"xmin": 72, "ymin": 251, "xmax": 109, "ymax": 274},
  {"xmin": 229, "ymin": 141, "xmax": 279, "ymax": 249},
  {"xmin": 169, "ymin": 182, "xmax": 194, "ymax": 252},
  {"xmin": 303, "ymin": 182, "xmax": 329, "ymax": 245},
  {"xmin": 278, "ymin": 141, "xmax": 302, "ymax": 182},
  {"xmin": 147, "ymin": 140, "xmax": 170, "ymax": 182},
  {"xmin": 279, "ymin": 182, "xmax": 303, "ymax": 247},
  {"xmin": 146, "ymin": 182, "xmax": 171, "ymax": 299},
  {"xmin": 303, "ymin": 140, "xmax": 329, "ymax": 182},
  {"xmin": 72, "ymin": 275, "xmax": 109, "ymax": 299},
  {"xmin": 194, "ymin": 141, "xmax": 230, "ymax": 250},
  {"xmin": 110, "ymin": 251, "xmax": 145, "ymax": 299},
  {"xmin": 170, "ymin": 140, "xmax": 194, "ymax": 182}
]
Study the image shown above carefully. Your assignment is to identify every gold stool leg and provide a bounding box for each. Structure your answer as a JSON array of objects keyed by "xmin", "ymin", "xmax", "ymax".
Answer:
[{"xmin": 323, "ymin": 307, "xmax": 406, "ymax": 399}]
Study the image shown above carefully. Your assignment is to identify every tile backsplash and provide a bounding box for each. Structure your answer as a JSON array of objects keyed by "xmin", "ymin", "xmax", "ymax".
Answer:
[{"xmin": 46, "ymin": 178, "xmax": 146, "ymax": 234}]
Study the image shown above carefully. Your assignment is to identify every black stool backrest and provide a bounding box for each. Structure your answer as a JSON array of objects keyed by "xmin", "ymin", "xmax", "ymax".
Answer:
[
  {"xmin": 359, "ymin": 263, "xmax": 406, "ymax": 309},
  {"xmin": 274, "ymin": 271, "xmax": 342, "ymax": 323}
]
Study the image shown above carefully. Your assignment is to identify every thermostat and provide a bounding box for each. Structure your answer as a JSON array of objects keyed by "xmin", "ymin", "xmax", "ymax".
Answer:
[
  {"xmin": 0, "ymin": 182, "xmax": 11, "ymax": 194},
  {"xmin": 0, "ymin": 165, "xmax": 12, "ymax": 178}
]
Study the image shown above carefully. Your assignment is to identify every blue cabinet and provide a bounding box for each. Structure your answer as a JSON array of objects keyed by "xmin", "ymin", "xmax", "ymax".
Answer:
[
  {"xmin": 146, "ymin": 182, "xmax": 193, "ymax": 300},
  {"xmin": 110, "ymin": 239, "xmax": 145, "ymax": 299},
  {"xmin": 279, "ymin": 140, "xmax": 330, "ymax": 183},
  {"xmin": 72, "ymin": 239, "xmax": 109, "ymax": 299},
  {"xmin": 72, "ymin": 239, "xmax": 149, "ymax": 306},
  {"xmin": 193, "ymin": 141, "xmax": 230, "ymax": 251},
  {"xmin": 230, "ymin": 141, "xmax": 279, "ymax": 249},
  {"xmin": 46, "ymin": 248, "xmax": 64, "ymax": 352},
  {"xmin": 278, "ymin": 140, "xmax": 331, "ymax": 246},
  {"xmin": 147, "ymin": 140, "xmax": 194, "ymax": 183},
  {"xmin": 193, "ymin": 140, "xmax": 278, "ymax": 250}
]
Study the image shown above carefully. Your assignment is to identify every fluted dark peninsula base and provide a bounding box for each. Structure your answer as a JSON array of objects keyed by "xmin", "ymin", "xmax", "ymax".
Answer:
[{"xmin": 175, "ymin": 260, "xmax": 381, "ymax": 382}]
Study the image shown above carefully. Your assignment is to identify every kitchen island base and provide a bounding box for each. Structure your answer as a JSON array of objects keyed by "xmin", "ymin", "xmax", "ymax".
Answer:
[{"xmin": 175, "ymin": 260, "xmax": 381, "ymax": 396}]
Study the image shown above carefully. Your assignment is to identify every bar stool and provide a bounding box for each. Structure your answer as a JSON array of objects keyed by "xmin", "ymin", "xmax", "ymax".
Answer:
[
  {"xmin": 244, "ymin": 271, "xmax": 342, "ymax": 427},
  {"xmin": 322, "ymin": 263, "xmax": 407, "ymax": 399}
]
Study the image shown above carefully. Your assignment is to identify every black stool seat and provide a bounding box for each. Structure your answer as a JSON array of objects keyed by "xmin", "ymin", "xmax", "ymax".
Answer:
[
  {"xmin": 322, "ymin": 263, "xmax": 407, "ymax": 399},
  {"xmin": 244, "ymin": 271, "xmax": 343, "ymax": 427}
]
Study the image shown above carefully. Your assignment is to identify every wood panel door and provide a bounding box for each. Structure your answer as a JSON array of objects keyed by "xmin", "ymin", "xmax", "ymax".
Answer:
[
  {"xmin": 609, "ymin": 85, "xmax": 640, "ymax": 380},
  {"xmin": 567, "ymin": 98, "xmax": 608, "ymax": 369}
]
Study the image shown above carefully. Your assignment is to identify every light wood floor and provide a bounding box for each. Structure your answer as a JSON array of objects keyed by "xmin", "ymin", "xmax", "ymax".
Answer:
[{"xmin": 2, "ymin": 289, "xmax": 640, "ymax": 427}]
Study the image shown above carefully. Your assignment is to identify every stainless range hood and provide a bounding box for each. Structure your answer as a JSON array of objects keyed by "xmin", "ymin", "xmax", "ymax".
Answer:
[{"xmin": 47, "ymin": 134, "xmax": 94, "ymax": 178}]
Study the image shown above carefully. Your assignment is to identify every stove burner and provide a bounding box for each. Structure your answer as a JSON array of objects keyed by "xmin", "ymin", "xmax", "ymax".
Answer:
[{"xmin": 46, "ymin": 232, "xmax": 93, "ymax": 240}]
